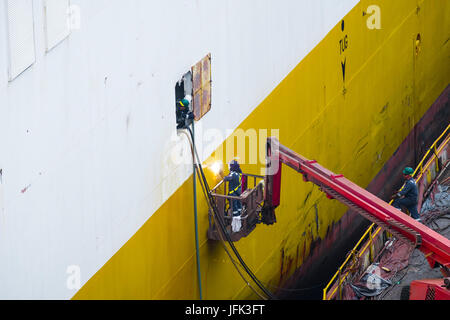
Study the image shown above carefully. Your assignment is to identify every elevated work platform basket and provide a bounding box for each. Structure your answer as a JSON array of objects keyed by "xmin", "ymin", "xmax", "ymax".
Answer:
[{"xmin": 207, "ymin": 173, "xmax": 265, "ymax": 242}]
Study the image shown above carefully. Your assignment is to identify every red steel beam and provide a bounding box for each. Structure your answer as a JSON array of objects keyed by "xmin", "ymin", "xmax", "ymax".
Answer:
[{"xmin": 265, "ymin": 137, "xmax": 450, "ymax": 270}]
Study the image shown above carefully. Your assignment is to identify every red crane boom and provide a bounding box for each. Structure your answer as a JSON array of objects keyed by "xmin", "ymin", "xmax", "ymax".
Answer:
[{"xmin": 261, "ymin": 137, "xmax": 450, "ymax": 299}]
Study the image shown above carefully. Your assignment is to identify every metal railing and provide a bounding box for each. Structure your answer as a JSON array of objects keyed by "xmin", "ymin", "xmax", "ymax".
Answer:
[
  {"xmin": 414, "ymin": 124, "xmax": 450, "ymax": 182},
  {"xmin": 210, "ymin": 173, "xmax": 264, "ymax": 195},
  {"xmin": 322, "ymin": 222, "xmax": 383, "ymax": 300},
  {"xmin": 323, "ymin": 123, "xmax": 450, "ymax": 300},
  {"xmin": 207, "ymin": 173, "xmax": 265, "ymax": 241}
]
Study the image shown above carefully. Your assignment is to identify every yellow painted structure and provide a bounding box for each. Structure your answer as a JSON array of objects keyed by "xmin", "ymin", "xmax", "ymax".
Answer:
[{"xmin": 74, "ymin": 0, "xmax": 450, "ymax": 299}]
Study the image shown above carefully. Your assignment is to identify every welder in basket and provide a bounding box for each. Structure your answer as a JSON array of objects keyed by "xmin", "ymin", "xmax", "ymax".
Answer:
[{"xmin": 223, "ymin": 160, "xmax": 243, "ymax": 232}]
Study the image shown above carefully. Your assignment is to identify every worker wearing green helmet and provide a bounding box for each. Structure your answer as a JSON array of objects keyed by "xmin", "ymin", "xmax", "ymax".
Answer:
[
  {"xmin": 391, "ymin": 167, "xmax": 420, "ymax": 221},
  {"xmin": 402, "ymin": 167, "xmax": 414, "ymax": 175},
  {"xmin": 176, "ymin": 95, "xmax": 194, "ymax": 129}
]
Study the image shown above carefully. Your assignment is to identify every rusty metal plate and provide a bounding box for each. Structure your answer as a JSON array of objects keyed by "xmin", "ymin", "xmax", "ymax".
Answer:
[
  {"xmin": 192, "ymin": 60, "xmax": 202, "ymax": 94},
  {"xmin": 193, "ymin": 91, "xmax": 202, "ymax": 120},
  {"xmin": 201, "ymin": 85, "xmax": 211, "ymax": 118},
  {"xmin": 191, "ymin": 53, "xmax": 211, "ymax": 121}
]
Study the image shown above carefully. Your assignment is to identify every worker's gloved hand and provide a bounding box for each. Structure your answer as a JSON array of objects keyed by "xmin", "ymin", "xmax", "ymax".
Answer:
[
  {"xmin": 187, "ymin": 112, "xmax": 194, "ymax": 120},
  {"xmin": 390, "ymin": 193, "xmax": 399, "ymax": 200}
]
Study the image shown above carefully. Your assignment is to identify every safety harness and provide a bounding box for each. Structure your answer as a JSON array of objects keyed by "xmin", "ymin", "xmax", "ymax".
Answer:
[{"xmin": 229, "ymin": 173, "xmax": 242, "ymax": 194}]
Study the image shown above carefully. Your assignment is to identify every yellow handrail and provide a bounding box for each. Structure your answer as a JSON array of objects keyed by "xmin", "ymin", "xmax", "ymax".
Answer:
[
  {"xmin": 414, "ymin": 124, "xmax": 450, "ymax": 181},
  {"xmin": 322, "ymin": 223, "xmax": 379, "ymax": 299},
  {"xmin": 323, "ymin": 123, "xmax": 450, "ymax": 300}
]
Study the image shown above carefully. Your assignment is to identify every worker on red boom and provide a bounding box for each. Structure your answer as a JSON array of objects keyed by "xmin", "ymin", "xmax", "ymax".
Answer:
[{"xmin": 391, "ymin": 167, "xmax": 420, "ymax": 221}]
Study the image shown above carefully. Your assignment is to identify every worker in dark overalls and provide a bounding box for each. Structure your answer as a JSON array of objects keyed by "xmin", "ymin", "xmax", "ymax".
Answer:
[
  {"xmin": 223, "ymin": 160, "xmax": 243, "ymax": 232},
  {"xmin": 391, "ymin": 167, "xmax": 420, "ymax": 221},
  {"xmin": 176, "ymin": 95, "xmax": 194, "ymax": 129}
]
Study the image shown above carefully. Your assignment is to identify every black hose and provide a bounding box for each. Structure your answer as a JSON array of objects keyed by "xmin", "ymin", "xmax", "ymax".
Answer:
[
  {"xmin": 191, "ymin": 162, "xmax": 268, "ymax": 300},
  {"xmin": 186, "ymin": 127, "xmax": 276, "ymax": 300},
  {"xmin": 188, "ymin": 131, "xmax": 275, "ymax": 299}
]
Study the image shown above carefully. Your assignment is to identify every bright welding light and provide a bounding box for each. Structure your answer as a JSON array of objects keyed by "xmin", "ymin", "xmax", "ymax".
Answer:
[{"xmin": 210, "ymin": 161, "xmax": 223, "ymax": 176}]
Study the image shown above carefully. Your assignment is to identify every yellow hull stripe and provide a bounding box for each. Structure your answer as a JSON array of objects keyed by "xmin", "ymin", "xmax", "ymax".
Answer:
[{"xmin": 74, "ymin": 0, "xmax": 450, "ymax": 299}]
